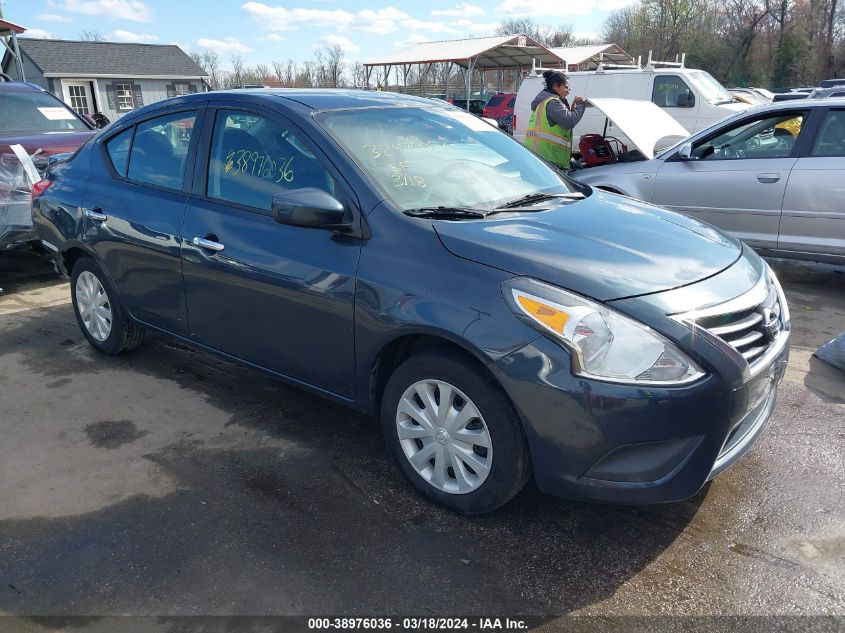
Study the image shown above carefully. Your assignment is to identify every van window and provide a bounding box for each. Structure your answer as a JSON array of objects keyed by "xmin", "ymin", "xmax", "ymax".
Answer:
[{"xmin": 652, "ymin": 76, "xmax": 692, "ymax": 108}]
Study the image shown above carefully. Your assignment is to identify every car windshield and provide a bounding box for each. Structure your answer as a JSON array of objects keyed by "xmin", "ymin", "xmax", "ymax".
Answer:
[
  {"xmin": 688, "ymin": 70, "xmax": 735, "ymax": 105},
  {"xmin": 0, "ymin": 90, "xmax": 88, "ymax": 133},
  {"xmin": 318, "ymin": 106, "xmax": 575, "ymax": 211}
]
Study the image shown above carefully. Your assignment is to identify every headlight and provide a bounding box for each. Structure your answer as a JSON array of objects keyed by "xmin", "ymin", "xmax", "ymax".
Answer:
[{"xmin": 503, "ymin": 278, "xmax": 705, "ymax": 385}]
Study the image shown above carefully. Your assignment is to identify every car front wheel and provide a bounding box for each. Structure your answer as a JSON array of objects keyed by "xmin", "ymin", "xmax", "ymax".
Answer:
[{"xmin": 381, "ymin": 350, "xmax": 531, "ymax": 514}]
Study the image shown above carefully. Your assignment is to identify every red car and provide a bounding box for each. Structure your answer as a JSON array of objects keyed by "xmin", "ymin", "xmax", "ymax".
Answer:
[
  {"xmin": 0, "ymin": 79, "xmax": 97, "ymax": 249},
  {"xmin": 482, "ymin": 92, "xmax": 516, "ymax": 121}
]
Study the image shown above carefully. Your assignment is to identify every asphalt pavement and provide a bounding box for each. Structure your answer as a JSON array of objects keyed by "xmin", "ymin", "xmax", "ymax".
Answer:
[{"xmin": 0, "ymin": 250, "xmax": 843, "ymax": 629}]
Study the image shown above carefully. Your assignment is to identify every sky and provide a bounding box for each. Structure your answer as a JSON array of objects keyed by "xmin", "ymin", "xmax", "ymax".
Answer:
[{"xmin": 3, "ymin": 0, "xmax": 639, "ymax": 68}]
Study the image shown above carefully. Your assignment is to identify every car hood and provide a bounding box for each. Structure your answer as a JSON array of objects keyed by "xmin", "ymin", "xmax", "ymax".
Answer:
[
  {"xmin": 587, "ymin": 98, "xmax": 689, "ymax": 158},
  {"xmin": 433, "ymin": 190, "xmax": 743, "ymax": 301},
  {"xmin": 0, "ymin": 130, "xmax": 95, "ymax": 156}
]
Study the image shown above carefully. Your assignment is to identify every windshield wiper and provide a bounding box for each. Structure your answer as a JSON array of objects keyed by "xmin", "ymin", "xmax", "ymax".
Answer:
[
  {"xmin": 403, "ymin": 206, "xmax": 489, "ymax": 219},
  {"xmin": 495, "ymin": 191, "xmax": 584, "ymax": 210}
]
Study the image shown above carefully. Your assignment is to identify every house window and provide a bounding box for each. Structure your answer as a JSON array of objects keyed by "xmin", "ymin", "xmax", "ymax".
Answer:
[
  {"xmin": 174, "ymin": 82, "xmax": 191, "ymax": 96},
  {"xmin": 67, "ymin": 84, "xmax": 90, "ymax": 114},
  {"xmin": 116, "ymin": 84, "xmax": 135, "ymax": 110}
]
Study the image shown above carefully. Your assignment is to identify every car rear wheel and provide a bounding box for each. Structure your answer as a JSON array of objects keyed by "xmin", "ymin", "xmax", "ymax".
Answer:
[
  {"xmin": 381, "ymin": 350, "xmax": 531, "ymax": 514},
  {"xmin": 70, "ymin": 256, "xmax": 145, "ymax": 355}
]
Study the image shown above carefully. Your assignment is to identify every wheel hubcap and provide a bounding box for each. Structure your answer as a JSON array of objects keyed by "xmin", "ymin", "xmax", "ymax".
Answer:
[
  {"xmin": 75, "ymin": 270, "xmax": 113, "ymax": 342},
  {"xmin": 396, "ymin": 379, "xmax": 493, "ymax": 495}
]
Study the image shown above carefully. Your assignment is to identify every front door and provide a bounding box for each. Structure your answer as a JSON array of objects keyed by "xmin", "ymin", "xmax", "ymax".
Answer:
[
  {"xmin": 653, "ymin": 109, "xmax": 808, "ymax": 248},
  {"xmin": 64, "ymin": 81, "xmax": 93, "ymax": 116},
  {"xmin": 181, "ymin": 105, "xmax": 361, "ymax": 398}
]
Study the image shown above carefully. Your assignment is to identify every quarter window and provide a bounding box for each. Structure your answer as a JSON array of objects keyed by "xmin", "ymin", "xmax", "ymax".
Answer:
[
  {"xmin": 206, "ymin": 110, "xmax": 335, "ymax": 211},
  {"xmin": 652, "ymin": 76, "xmax": 693, "ymax": 108},
  {"xmin": 127, "ymin": 112, "xmax": 196, "ymax": 189},
  {"xmin": 105, "ymin": 127, "xmax": 133, "ymax": 177},
  {"xmin": 115, "ymin": 84, "xmax": 134, "ymax": 110},
  {"xmin": 811, "ymin": 110, "xmax": 845, "ymax": 157}
]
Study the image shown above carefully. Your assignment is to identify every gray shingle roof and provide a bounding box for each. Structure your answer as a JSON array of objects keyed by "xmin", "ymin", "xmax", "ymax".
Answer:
[{"xmin": 18, "ymin": 38, "xmax": 207, "ymax": 77}]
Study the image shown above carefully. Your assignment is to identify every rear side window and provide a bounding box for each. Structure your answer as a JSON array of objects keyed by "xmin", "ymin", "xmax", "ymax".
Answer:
[
  {"xmin": 486, "ymin": 95, "xmax": 504, "ymax": 107},
  {"xmin": 206, "ymin": 109, "xmax": 335, "ymax": 211},
  {"xmin": 811, "ymin": 110, "xmax": 845, "ymax": 157},
  {"xmin": 127, "ymin": 111, "xmax": 197, "ymax": 189},
  {"xmin": 507, "ymin": 97, "xmax": 516, "ymax": 108},
  {"xmin": 105, "ymin": 127, "xmax": 133, "ymax": 177}
]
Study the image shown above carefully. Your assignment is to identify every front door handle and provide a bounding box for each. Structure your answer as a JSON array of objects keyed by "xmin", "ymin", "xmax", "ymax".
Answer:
[
  {"xmin": 192, "ymin": 236, "xmax": 225, "ymax": 252},
  {"xmin": 757, "ymin": 173, "xmax": 781, "ymax": 183},
  {"xmin": 84, "ymin": 208, "xmax": 108, "ymax": 222}
]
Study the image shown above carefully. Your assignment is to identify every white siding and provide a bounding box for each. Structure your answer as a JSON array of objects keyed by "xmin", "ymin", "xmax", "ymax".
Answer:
[{"xmin": 96, "ymin": 78, "xmax": 203, "ymax": 122}]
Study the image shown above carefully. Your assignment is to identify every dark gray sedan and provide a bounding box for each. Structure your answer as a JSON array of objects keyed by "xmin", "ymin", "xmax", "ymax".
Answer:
[{"xmin": 32, "ymin": 90, "xmax": 789, "ymax": 513}]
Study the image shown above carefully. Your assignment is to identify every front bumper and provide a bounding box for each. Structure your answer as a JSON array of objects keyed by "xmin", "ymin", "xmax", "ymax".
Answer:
[{"xmin": 491, "ymin": 331, "xmax": 789, "ymax": 504}]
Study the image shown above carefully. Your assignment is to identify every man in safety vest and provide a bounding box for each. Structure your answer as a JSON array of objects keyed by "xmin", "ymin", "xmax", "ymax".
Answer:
[{"xmin": 524, "ymin": 70, "xmax": 585, "ymax": 171}]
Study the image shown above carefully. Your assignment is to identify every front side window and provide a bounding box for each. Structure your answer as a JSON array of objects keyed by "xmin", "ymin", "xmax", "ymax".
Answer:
[
  {"xmin": 319, "ymin": 106, "xmax": 575, "ymax": 211},
  {"xmin": 811, "ymin": 110, "xmax": 845, "ymax": 157},
  {"xmin": 116, "ymin": 84, "xmax": 134, "ymax": 111},
  {"xmin": 692, "ymin": 112, "xmax": 805, "ymax": 160},
  {"xmin": 207, "ymin": 110, "xmax": 335, "ymax": 211},
  {"xmin": 127, "ymin": 111, "xmax": 196, "ymax": 189},
  {"xmin": 652, "ymin": 75, "xmax": 693, "ymax": 108}
]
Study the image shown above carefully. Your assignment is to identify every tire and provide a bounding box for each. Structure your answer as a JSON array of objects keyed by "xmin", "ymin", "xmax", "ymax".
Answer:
[
  {"xmin": 381, "ymin": 350, "xmax": 531, "ymax": 514},
  {"xmin": 70, "ymin": 256, "xmax": 145, "ymax": 355}
]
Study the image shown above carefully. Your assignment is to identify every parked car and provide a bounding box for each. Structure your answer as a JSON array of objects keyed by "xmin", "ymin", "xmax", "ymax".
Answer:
[
  {"xmin": 482, "ymin": 92, "xmax": 516, "ymax": 120},
  {"xmin": 33, "ymin": 89, "xmax": 790, "ymax": 514},
  {"xmin": 808, "ymin": 86, "xmax": 845, "ymax": 99},
  {"xmin": 449, "ymin": 98, "xmax": 486, "ymax": 116},
  {"xmin": 513, "ymin": 64, "xmax": 751, "ymax": 148},
  {"xmin": 728, "ymin": 88, "xmax": 770, "ymax": 106},
  {"xmin": 0, "ymin": 80, "xmax": 96, "ymax": 249},
  {"xmin": 574, "ymin": 98, "xmax": 845, "ymax": 264},
  {"xmin": 819, "ymin": 78, "xmax": 845, "ymax": 89}
]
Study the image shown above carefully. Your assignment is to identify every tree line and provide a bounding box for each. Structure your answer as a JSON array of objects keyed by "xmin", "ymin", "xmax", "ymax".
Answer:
[{"xmin": 186, "ymin": 0, "xmax": 843, "ymax": 93}]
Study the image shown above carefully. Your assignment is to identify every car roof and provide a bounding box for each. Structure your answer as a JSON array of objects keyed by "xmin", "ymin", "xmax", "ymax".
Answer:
[
  {"xmin": 0, "ymin": 81, "xmax": 47, "ymax": 92},
  {"xmin": 217, "ymin": 88, "xmax": 442, "ymax": 111}
]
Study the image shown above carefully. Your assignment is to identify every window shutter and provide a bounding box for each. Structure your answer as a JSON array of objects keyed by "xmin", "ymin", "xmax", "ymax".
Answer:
[
  {"xmin": 166, "ymin": 83, "xmax": 176, "ymax": 98},
  {"xmin": 133, "ymin": 84, "xmax": 144, "ymax": 108},
  {"xmin": 106, "ymin": 83, "xmax": 117, "ymax": 110}
]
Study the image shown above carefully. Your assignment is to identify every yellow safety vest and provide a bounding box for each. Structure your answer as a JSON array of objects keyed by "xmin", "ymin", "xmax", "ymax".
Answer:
[{"xmin": 524, "ymin": 97, "xmax": 573, "ymax": 169}]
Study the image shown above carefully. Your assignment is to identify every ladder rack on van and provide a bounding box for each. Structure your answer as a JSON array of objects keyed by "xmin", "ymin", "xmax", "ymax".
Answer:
[
  {"xmin": 644, "ymin": 51, "xmax": 686, "ymax": 70},
  {"xmin": 594, "ymin": 52, "xmax": 642, "ymax": 72}
]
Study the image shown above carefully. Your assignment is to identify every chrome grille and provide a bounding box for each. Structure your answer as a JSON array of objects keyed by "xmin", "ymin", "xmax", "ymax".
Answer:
[{"xmin": 696, "ymin": 281, "xmax": 783, "ymax": 364}]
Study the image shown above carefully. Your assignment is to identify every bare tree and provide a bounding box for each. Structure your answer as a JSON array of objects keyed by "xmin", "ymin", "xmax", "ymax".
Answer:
[
  {"xmin": 349, "ymin": 61, "xmax": 367, "ymax": 88},
  {"xmin": 230, "ymin": 54, "xmax": 245, "ymax": 88},
  {"xmin": 79, "ymin": 30, "xmax": 105, "ymax": 42},
  {"xmin": 314, "ymin": 44, "xmax": 345, "ymax": 88}
]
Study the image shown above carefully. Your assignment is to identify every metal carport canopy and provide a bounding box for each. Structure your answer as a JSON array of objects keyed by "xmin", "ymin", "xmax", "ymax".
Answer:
[{"xmin": 364, "ymin": 34, "xmax": 565, "ymax": 70}]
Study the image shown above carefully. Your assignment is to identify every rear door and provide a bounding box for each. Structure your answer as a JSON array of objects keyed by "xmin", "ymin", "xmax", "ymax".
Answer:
[
  {"xmin": 779, "ymin": 107, "xmax": 845, "ymax": 257},
  {"xmin": 181, "ymin": 101, "xmax": 361, "ymax": 397},
  {"xmin": 82, "ymin": 106, "xmax": 204, "ymax": 332},
  {"xmin": 652, "ymin": 109, "xmax": 808, "ymax": 248}
]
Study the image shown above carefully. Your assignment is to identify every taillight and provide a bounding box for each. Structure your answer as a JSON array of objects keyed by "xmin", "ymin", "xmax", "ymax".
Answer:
[
  {"xmin": 512, "ymin": 114, "xmax": 517, "ymax": 130},
  {"xmin": 31, "ymin": 179, "xmax": 52, "ymax": 201}
]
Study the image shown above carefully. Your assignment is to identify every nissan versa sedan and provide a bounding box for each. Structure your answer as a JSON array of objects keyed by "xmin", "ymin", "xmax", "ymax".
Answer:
[
  {"xmin": 32, "ymin": 90, "xmax": 790, "ymax": 514},
  {"xmin": 575, "ymin": 98, "xmax": 845, "ymax": 264}
]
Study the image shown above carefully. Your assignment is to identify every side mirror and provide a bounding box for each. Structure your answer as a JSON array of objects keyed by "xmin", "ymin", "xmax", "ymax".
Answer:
[
  {"xmin": 271, "ymin": 188, "xmax": 347, "ymax": 230},
  {"xmin": 677, "ymin": 142, "xmax": 694, "ymax": 160},
  {"xmin": 677, "ymin": 92, "xmax": 695, "ymax": 108},
  {"xmin": 92, "ymin": 113, "xmax": 111, "ymax": 128}
]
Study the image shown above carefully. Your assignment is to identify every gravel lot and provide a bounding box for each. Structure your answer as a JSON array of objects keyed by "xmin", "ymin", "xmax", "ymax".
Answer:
[{"xmin": 0, "ymin": 250, "xmax": 843, "ymax": 629}]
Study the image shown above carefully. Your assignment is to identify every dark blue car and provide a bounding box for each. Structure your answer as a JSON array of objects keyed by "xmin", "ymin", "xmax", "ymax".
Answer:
[{"xmin": 32, "ymin": 90, "xmax": 791, "ymax": 514}]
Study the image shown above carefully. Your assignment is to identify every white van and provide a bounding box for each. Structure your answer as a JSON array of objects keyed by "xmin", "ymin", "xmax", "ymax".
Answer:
[{"xmin": 514, "ymin": 58, "xmax": 751, "ymax": 151}]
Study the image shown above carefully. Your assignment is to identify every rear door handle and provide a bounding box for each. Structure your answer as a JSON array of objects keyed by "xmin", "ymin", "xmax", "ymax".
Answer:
[
  {"xmin": 84, "ymin": 208, "xmax": 107, "ymax": 221},
  {"xmin": 757, "ymin": 173, "xmax": 781, "ymax": 183},
  {"xmin": 192, "ymin": 236, "xmax": 225, "ymax": 252}
]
